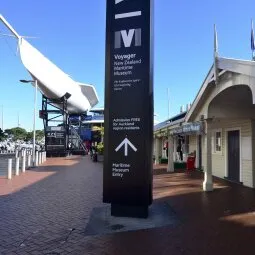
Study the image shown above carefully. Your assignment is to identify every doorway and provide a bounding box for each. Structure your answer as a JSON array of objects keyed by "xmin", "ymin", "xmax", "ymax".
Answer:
[{"xmin": 227, "ymin": 130, "xmax": 240, "ymax": 182}]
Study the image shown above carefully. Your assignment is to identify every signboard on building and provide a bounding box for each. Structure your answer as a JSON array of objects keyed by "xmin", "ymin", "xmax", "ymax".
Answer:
[
  {"xmin": 45, "ymin": 126, "xmax": 66, "ymax": 151},
  {"xmin": 171, "ymin": 122, "xmax": 203, "ymax": 135},
  {"xmin": 103, "ymin": 0, "xmax": 154, "ymax": 216},
  {"xmin": 84, "ymin": 115, "xmax": 93, "ymax": 121}
]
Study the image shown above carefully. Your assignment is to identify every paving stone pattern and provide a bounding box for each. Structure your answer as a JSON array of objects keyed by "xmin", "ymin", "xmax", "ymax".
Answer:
[
  {"xmin": 1, "ymin": 157, "xmax": 255, "ymax": 255},
  {"xmin": 84, "ymin": 201, "xmax": 179, "ymax": 236},
  {"xmin": 0, "ymin": 156, "xmax": 103, "ymax": 254}
]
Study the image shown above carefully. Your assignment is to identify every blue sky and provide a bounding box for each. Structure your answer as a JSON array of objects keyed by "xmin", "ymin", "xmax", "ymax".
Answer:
[{"xmin": 0, "ymin": 0, "xmax": 255, "ymax": 130}]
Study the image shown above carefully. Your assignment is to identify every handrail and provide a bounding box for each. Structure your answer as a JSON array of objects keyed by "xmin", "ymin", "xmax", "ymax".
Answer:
[{"xmin": 69, "ymin": 126, "xmax": 86, "ymax": 152}]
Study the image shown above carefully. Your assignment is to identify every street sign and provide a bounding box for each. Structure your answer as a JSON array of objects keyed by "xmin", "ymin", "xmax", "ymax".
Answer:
[{"xmin": 103, "ymin": 0, "xmax": 154, "ymax": 217}]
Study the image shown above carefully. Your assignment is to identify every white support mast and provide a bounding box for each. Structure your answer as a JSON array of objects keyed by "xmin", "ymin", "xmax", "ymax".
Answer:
[
  {"xmin": 214, "ymin": 24, "xmax": 219, "ymax": 85},
  {"xmin": 0, "ymin": 14, "xmax": 20, "ymax": 39}
]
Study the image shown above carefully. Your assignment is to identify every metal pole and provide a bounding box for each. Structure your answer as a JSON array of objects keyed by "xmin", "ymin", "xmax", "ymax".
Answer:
[
  {"xmin": 18, "ymin": 112, "xmax": 19, "ymax": 127},
  {"xmin": 7, "ymin": 158, "xmax": 12, "ymax": 179},
  {"xmin": 167, "ymin": 88, "xmax": 170, "ymax": 119},
  {"xmin": 32, "ymin": 80, "xmax": 37, "ymax": 167},
  {"xmin": 252, "ymin": 19, "xmax": 254, "ymax": 61},
  {"xmin": 28, "ymin": 153, "xmax": 31, "ymax": 167},
  {"xmin": 15, "ymin": 157, "xmax": 20, "ymax": 176},
  {"xmin": 1, "ymin": 105, "xmax": 3, "ymax": 130},
  {"xmin": 35, "ymin": 150, "xmax": 39, "ymax": 166},
  {"xmin": 22, "ymin": 155, "xmax": 26, "ymax": 173}
]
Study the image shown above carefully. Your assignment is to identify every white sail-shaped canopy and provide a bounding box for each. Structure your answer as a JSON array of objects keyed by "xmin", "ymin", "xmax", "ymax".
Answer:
[{"xmin": 0, "ymin": 14, "xmax": 98, "ymax": 114}]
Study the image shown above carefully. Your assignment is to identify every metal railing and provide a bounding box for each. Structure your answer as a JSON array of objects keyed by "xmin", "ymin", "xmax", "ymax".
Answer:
[
  {"xmin": 69, "ymin": 126, "xmax": 86, "ymax": 153},
  {"xmin": 0, "ymin": 148, "xmax": 47, "ymax": 179}
]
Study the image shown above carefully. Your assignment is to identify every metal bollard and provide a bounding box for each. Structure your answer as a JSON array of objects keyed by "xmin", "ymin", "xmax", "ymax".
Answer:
[
  {"xmin": 22, "ymin": 156, "xmax": 26, "ymax": 173},
  {"xmin": 15, "ymin": 157, "xmax": 20, "ymax": 176},
  {"xmin": 7, "ymin": 159, "xmax": 12, "ymax": 180},
  {"xmin": 38, "ymin": 152, "xmax": 40, "ymax": 165},
  {"xmin": 38, "ymin": 152, "xmax": 41, "ymax": 165},
  {"xmin": 35, "ymin": 151, "xmax": 39, "ymax": 166},
  {"xmin": 28, "ymin": 154, "xmax": 31, "ymax": 167},
  {"xmin": 24, "ymin": 149, "xmax": 27, "ymax": 167}
]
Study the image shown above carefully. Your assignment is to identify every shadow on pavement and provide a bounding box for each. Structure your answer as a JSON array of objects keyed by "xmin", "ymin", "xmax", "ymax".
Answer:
[{"xmin": 1, "ymin": 160, "xmax": 255, "ymax": 254}]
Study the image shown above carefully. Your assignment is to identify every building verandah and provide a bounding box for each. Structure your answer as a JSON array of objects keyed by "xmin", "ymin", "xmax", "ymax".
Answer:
[
  {"xmin": 185, "ymin": 57, "xmax": 255, "ymax": 190},
  {"xmin": 153, "ymin": 112, "xmax": 186, "ymax": 167},
  {"xmin": 154, "ymin": 57, "xmax": 255, "ymax": 191},
  {"xmin": 153, "ymin": 112, "xmax": 203, "ymax": 173}
]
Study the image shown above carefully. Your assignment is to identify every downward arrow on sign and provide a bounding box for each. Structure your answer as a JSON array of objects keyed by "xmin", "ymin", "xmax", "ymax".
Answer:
[{"xmin": 115, "ymin": 138, "xmax": 137, "ymax": 156}]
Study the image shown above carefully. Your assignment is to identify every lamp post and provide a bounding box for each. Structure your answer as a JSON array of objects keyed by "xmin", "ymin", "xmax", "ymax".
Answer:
[
  {"xmin": 1, "ymin": 105, "xmax": 3, "ymax": 131},
  {"xmin": 20, "ymin": 79, "xmax": 37, "ymax": 167}
]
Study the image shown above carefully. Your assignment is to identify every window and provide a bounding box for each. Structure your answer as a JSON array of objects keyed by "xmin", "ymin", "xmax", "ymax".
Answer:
[{"xmin": 215, "ymin": 131, "xmax": 221, "ymax": 152}]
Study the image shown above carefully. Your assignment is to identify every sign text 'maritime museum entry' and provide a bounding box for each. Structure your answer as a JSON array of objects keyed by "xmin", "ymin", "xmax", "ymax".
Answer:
[{"xmin": 103, "ymin": 0, "xmax": 154, "ymax": 218}]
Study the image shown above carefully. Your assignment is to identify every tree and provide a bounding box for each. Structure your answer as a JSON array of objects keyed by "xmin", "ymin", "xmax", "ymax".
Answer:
[
  {"xmin": 98, "ymin": 126, "xmax": 104, "ymax": 143},
  {"xmin": 0, "ymin": 128, "xmax": 6, "ymax": 141},
  {"xmin": 4, "ymin": 129, "xmax": 12, "ymax": 136},
  {"xmin": 2, "ymin": 127, "xmax": 45, "ymax": 142},
  {"xmin": 5, "ymin": 127, "xmax": 27, "ymax": 141},
  {"xmin": 25, "ymin": 131, "xmax": 33, "ymax": 142},
  {"xmin": 36, "ymin": 130, "xmax": 45, "ymax": 141},
  {"xmin": 99, "ymin": 126, "xmax": 104, "ymax": 137},
  {"xmin": 25, "ymin": 130, "xmax": 44, "ymax": 142}
]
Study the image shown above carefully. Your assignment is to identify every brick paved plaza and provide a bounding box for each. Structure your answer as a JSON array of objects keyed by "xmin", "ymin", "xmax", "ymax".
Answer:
[{"xmin": 0, "ymin": 156, "xmax": 255, "ymax": 254}]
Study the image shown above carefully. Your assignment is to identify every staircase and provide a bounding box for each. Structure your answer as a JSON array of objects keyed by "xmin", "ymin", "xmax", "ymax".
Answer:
[{"xmin": 69, "ymin": 126, "xmax": 87, "ymax": 155}]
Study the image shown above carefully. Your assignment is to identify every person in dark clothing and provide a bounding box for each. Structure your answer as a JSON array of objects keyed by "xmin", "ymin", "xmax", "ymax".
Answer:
[
  {"xmin": 90, "ymin": 143, "xmax": 94, "ymax": 159},
  {"xmin": 91, "ymin": 143, "xmax": 97, "ymax": 162},
  {"xmin": 177, "ymin": 143, "xmax": 183, "ymax": 161}
]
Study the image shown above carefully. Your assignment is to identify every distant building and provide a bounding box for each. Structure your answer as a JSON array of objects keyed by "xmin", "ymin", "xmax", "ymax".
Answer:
[{"xmin": 81, "ymin": 108, "xmax": 104, "ymax": 143}]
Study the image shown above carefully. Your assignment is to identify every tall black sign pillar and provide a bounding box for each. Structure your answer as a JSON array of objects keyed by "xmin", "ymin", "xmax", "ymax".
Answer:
[{"xmin": 104, "ymin": 0, "xmax": 154, "ymax": 218}]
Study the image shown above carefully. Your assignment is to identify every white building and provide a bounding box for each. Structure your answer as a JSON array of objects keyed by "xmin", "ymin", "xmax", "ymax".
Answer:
[{"xmin": 154, "ymin": 56, "xmax": 255, "ymax": 190}]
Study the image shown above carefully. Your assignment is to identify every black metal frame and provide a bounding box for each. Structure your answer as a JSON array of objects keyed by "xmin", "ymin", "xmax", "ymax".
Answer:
[
  {"xmin": 41, "ymin": 95, "xmax": 69, "ymax": 157},
  {"xmin": 40, "ymin": 95, "xmax": 87, "ymax": 156}
]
